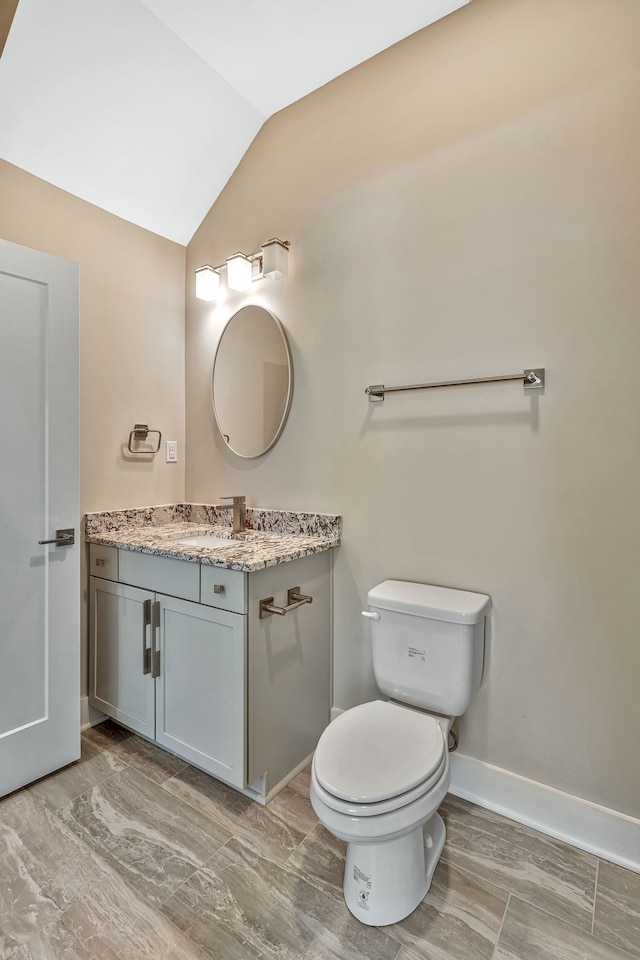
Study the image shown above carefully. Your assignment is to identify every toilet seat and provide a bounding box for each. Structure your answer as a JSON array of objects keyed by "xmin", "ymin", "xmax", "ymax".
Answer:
[
  {"xmin": 313, "ymin": 700, "xmax": 447, "ymax": 816},
  {"xmin": 312, "ymin": 753, "xmax": 447, "ymax": 818}
]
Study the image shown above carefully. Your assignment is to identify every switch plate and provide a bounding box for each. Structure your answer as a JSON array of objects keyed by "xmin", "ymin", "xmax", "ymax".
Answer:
[{"xmin": 166, "ymin": 440, "xmax": 178, "ymax": 463}]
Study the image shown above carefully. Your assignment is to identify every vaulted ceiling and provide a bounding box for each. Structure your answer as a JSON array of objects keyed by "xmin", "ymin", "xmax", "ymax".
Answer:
[{"xmin": 0, "ymin": 0, "xmax": 469, "ymax": 244}]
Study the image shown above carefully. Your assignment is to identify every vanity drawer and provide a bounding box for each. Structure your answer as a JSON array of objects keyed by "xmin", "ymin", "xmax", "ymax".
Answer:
[
  {"xmin": 200, "ymin": 565, "xmax": 247, "ymax": 614},
  {"xmin": 89, "ymin": 544, "xmax": 118, "ymax": 581},
  {"xmin": 118, "ymin": 550, "xmax": 200, "ymax": 602}
]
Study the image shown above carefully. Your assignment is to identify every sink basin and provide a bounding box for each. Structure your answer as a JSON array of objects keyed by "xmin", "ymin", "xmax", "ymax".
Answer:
[{"xmin": 176, "ymin": 535, "xmax": 238, "ymax": 549}]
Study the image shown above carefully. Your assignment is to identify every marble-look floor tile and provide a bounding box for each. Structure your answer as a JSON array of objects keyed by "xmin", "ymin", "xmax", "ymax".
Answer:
[
  {"xmin": 162, "ymin": 764, "xmax": 308, "ymax": 865},
  {"xmin": 81, "ymin": 720, "xmax": 132, "ymax": 756},
  {"xmin": 439, "ymin": 796, "xmax": 597, "ymax": 930},
  {"xmin": 495, "ymin": 896, "xmax": 634, "ymax": 960},
  {"xmin": 0, "ymin": 791, "xmax": 108, "ymax": 956},
  {"xmin": 10, "ymin": 920, "xmax": 94, "ymax": 959},
  {"xmin": 284, "ymin": 822, "xmax": 346, "ymax": 902},
  {"xmin": 266, "ymin": 767, "xmax": 318, "ymax": 837},
  {"xmin": 594, "ymin": 860, "xmax": 640, "ymax": 959},
  {"xmin": 27, "ymin": 741, "xmax": 127, "ymax": 812},
  {"xmin": 384, "ymin": 858, "xmax": 509, "ymax": 960},
  {"xmin": 12, "ymin": 872, "xmax": 209, "ymax": 960},
  {"xmin": 109, "ymin": 732, "xmax": 189, "ymax": 784},
  {"xmin": 58, "ymin": 767, "xmax": 232, "ymax": 907},
  {"xmin": 63, "ymin": 872, "xmax": 207, "ymax": 960},
  {"xmin": 162, "ymin": 837, "xmax": 400, "ymax": 960}
]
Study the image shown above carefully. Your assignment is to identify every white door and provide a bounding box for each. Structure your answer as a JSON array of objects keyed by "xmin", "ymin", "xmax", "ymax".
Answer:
[{"xmin": 0, "ymin": 238, "xmax": 80, "ymax": 796}]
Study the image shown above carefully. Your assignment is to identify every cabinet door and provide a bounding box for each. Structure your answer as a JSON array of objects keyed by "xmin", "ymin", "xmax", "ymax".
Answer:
[
  {"xmin": 89, "ymin": 577, "xmax": 155, "ymax": 738},
  {"xmin": 155, "ymin": 595, "xmax": 247, "ymax": 789}
]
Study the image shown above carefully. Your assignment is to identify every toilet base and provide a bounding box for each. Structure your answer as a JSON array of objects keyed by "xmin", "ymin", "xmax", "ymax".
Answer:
[{"xmin": 343, "ymin": 811, "xmax": 446, "ymax": 926}]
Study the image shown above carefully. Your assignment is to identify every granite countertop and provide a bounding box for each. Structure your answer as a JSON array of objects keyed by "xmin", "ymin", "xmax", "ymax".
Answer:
[{"xmin": 84, "ymin": 503, "xmax": 341, "ymax": 573}]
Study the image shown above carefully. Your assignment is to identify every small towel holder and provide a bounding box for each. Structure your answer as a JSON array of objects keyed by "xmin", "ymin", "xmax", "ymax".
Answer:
[{"xmin": 127, "ymin": 423, "xmax": 162, "ymax": 454}]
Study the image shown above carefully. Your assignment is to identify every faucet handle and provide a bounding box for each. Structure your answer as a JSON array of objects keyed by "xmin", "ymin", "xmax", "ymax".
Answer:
[{"xmin": 219, "ymin": 495, "xmax": 246, "ymax": 503}]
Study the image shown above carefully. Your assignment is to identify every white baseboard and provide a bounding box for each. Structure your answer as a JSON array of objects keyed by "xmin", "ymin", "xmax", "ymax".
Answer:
[
  {"xmin": 80, "ymin": 697, "xmax": 107, "ymax": 731},
  {"xmin": 450, "ymin": 752, "xmax": 640, "ymax": 875},
  {"xmin": 330, "ymin": 706, "xmax": 639, "ymax": 874}
]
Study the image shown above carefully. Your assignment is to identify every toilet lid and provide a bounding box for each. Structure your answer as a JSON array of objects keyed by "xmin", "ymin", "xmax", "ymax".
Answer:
[{"xmin": 314, "ymin": 700, "xmax": 446, "ymax": 804}]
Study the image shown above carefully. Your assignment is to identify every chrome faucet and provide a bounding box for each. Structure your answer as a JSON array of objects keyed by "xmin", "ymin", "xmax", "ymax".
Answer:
[{"xmin": 216, "ymin": 495, "xmax": 246, "ymax": 534}]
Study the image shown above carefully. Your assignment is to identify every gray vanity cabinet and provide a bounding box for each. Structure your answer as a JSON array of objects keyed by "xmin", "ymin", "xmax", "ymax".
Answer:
[
  {"xmin": 88, "ymin": 544, "xmax": 331, "ymax": 801},
  {"xmin": 89, "ymin": 575, "xmax": 246, "ymax": 789}
]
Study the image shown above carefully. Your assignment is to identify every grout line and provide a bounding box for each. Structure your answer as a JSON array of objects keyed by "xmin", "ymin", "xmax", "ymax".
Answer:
[
  {"xmin": 592, "ymin": 859, "xmax": 600, "ymax": 936},
  {"xmin": 280, "ymin": 814, "xmax": 321, "ymax": 869},
  {"xmin": 490, "ymin": 892, "xmax": 511, "ymax": 960},
  {"xmin": 506, "ymin": 892, "xmax": 602, "ymax": 939},
  {"xmin": 391, "ymin": 939, "xmax": 404, "ymax": 960}
]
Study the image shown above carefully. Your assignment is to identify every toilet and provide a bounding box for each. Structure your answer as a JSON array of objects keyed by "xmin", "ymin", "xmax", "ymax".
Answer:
[{"xmin": 310, "ymin": 580, "xmax": 490, "ymax": 926}]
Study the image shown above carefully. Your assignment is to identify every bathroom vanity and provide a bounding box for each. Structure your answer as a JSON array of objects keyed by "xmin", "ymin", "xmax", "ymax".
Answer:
[{"xmin": 85, "ymin": 504, "xmax": 340, "ymax": 803}]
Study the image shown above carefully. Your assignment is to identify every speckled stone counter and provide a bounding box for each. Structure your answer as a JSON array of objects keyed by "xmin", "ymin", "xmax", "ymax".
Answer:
[{"xmin": 83, "ymin": 503, "xmax": 341, "ymax": 573}]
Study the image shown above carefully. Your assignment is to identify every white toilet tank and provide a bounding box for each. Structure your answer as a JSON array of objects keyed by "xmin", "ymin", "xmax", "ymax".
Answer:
[{"xmin": 367, "ymin": 580, "xmax": 491, "ymax": 717}]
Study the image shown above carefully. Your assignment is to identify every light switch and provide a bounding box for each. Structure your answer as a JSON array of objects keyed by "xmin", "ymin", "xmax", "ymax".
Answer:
[{"xmin": 166, "ymin": 440, "xmax": 178, "ymax": 463}]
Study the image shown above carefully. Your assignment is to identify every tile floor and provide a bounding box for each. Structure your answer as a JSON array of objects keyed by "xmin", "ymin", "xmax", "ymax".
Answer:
[{"xmin": 1, "ymin": 721, "xmax": 639, "ymax": 960}]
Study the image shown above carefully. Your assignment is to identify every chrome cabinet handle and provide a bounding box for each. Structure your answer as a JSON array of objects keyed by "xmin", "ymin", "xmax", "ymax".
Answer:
[
  {"xmin": 142, "ymin": 599, "xmax": 151, "ymax": 675},
  {"xmin": 213, "ymin": 584, "xmax": 226, "ymax": 595},
  {"xmin": 150, "ymin": 601, "xmax": 161, "ymax": 679},
  {"xmin": 259, "ymin": 587, "xmax": 313, "ymax": 620},
  {"xmin": 38, "ymin": 528, "xmax": 75, "ymax": 547},
  {"xmin": 361, "ymin": 611, "xmax": 380, "ymax": 620}
]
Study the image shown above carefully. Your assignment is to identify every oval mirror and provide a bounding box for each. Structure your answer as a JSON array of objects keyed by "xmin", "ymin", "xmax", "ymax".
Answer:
[{"xmin": 212, "ymin": 305, "xmax": 293, "ymax": 459}]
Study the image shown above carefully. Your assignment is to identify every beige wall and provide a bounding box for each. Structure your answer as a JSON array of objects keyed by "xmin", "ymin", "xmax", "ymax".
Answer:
[
  {"xmin": 186, "ymin": 0, "xmax": 640, "ymax": 818},
  {"xmin": 0, "ymin": 159, "xmax": 186, "ymax": 512},
  {"xmin": 0, "ymin": 159, "xmax": 186, "ymax": 693}
]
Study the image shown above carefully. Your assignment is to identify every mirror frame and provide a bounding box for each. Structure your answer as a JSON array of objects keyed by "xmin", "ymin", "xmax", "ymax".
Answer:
[{"xmin": 211, "ymin": 305, "xmax": 294, "ymax": 459}]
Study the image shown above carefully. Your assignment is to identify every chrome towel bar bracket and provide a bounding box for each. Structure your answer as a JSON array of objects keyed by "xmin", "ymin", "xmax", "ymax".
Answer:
[
  {"xmin": 365, "ymin": 368, "xmax": 545, "ymax": 402},
  {"xmin": 259, "ymin": 587, "xmax": 313, "ymax": 620}
]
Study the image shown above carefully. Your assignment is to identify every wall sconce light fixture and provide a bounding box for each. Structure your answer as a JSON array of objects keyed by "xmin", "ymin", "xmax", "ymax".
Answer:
[
  {"xmin": 195, "ymin": 238, "xmax": 289, "ymax": 301},
  {"xmin": 195, "ymin": 265, "xmax": 220, "ymax": 302},
  {"xmin": 226, "ymin": 252, "xmax": 252, "ymax": 292}
]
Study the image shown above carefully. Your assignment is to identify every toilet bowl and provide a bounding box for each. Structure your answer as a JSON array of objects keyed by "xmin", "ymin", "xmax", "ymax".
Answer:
[
  {"xmin": 310, "ymin": 580, "xmax": 490, "ymax": 926},
  {"xmin": 310, "ymin": 700, "xmax": 451, "ymax": 926}
]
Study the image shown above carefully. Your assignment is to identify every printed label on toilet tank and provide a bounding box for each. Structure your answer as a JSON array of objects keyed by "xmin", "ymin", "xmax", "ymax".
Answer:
[
  {"xmin": 353, "ymin": 865, "xmax": 372, "ymax": 910},
  {"xmin": 408, "ymin": 646, "xmax": 426, "ymax": 661}
]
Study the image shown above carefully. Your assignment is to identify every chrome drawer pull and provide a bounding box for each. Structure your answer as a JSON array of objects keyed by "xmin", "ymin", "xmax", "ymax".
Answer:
[
  {"xmin": 259, "ymin": 587, "xmax": 313, "ymax": 620},
  {"xmin": 150, "ymin": 601, "xmax": 161, "ymax": 679},
  {"xmin": 142, "ymin": 599, "xmax": 151, "ymax": 675},
  {"xmin": 213, "ymin": 584, "xmax": 226, "ymax": 594}
]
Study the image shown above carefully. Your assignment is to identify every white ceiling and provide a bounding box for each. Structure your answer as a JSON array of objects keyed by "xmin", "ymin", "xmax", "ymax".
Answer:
[{"xmin": 0, "ymin": 0, "xmax": 469, "ymax": 244}]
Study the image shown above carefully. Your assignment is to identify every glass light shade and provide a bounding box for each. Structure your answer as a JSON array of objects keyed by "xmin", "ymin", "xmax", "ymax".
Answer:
[
  {"xmin": 226, "ymin": 253, "xmax": 252, "ymax": 292},
  {"xmin": 261, "ymin": 239, "xmax": 289, "ymax": 280},
  {"xmin": 195, "ymin": 265, "xmax": 220, "ymax": 301}
]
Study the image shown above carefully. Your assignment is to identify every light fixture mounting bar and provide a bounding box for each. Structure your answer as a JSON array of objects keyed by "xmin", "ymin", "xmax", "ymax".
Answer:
[{"xmin": 205, "ymin": 239, "xmax": 289, "ymax": 274}]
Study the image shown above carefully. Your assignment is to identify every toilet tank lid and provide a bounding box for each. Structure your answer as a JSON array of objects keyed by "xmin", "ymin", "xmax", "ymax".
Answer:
[{"xmin": 367, "ymin": 580, "xmax": 491, "ymax": 624}]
